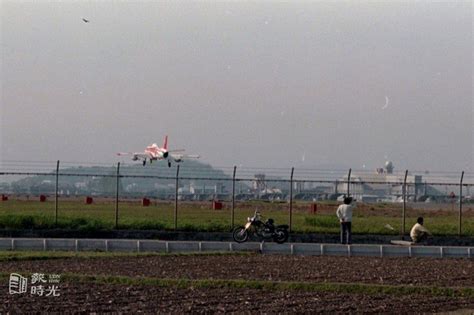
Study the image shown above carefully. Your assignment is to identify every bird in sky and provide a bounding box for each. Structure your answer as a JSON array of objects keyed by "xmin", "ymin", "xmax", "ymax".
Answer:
[{"xmin": 82, "ymin": 18, "xmax": 90, "ymax": 23}]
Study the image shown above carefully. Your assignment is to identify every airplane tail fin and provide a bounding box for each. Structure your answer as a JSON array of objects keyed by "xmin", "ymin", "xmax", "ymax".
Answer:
[{"xmin": 162, "ymin": 135, "xmax": 168, "ymax": 150}]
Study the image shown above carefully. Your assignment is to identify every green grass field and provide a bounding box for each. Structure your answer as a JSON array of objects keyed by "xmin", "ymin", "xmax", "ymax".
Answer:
[{"xmin": 0, "ymin": 199, "xmax": 473, "ymax": 235}]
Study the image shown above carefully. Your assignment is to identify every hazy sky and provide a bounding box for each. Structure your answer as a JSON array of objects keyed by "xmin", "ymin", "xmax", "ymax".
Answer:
[{"xmin": 1, "ymin": 1, "xmax": 472, "ymax": 172}]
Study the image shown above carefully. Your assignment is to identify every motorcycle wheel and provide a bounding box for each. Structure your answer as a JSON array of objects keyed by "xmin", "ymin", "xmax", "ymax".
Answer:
[
  {"xmin": 232, "ymin": 226, "xmax": 249, "ymax": 243},
  {"xmin": 273, "ymin": 229, "xmax": 289, "ymax": 244}
]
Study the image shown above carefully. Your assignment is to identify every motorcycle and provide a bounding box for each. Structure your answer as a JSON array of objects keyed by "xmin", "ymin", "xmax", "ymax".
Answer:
[{"xmin": 232, "ymin": 210, "xmax": 289, "ymax": 244}]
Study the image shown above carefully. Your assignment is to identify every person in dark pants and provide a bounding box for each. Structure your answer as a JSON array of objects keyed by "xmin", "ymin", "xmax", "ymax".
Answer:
[{"xmin": 336, "ymin": 197, "xmax": 356, "ymax": 244}]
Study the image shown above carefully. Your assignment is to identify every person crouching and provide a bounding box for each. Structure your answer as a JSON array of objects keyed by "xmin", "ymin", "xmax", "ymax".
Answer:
[{"xmin": 410, "ymin": 217, "xmax": 432, "ymax": 244}]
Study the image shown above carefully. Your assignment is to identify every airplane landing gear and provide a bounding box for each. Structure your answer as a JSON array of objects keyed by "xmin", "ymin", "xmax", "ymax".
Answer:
[
  {"xmin": 142, "ymin": 160, "xmax": 146, "ymax": 166},
  {"xmin": 168, "ymin": 161, "xmax": 171, "ymax": 167}
]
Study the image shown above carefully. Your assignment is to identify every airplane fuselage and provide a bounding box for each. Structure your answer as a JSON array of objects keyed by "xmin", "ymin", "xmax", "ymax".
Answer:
[
  {"xmin": 119, "ymin": 135, "xmax": 198, "ymax": 167},
  {"xmin": 144, "ymin": 144, "xmax": 169, "ymax": 161}
]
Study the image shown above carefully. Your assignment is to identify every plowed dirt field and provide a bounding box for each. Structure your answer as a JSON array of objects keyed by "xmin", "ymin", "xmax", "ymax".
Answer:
[{"xmin": 1, "ymin": 253, "xmax": 473, "ymax": 313}]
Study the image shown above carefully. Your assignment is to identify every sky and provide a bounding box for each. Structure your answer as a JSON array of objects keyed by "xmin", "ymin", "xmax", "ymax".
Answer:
[{"xmin": 1, "ymin": 1, "xmax": 473, "ymax": 173}]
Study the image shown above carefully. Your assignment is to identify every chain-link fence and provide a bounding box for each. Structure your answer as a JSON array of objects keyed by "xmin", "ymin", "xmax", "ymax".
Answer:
[{"xmin": 0, "ymin": 161, "xmax": 473, "ymax": 236}]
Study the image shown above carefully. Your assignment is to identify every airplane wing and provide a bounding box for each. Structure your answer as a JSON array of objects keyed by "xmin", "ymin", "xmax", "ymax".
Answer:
[
  {"xmin": 117, "ymin": 152, "xmax": 152, "ymax": 161},
  {"xmin": 170, "ymin": 153, "xmax": 200, "ymax": 161},
  {"xmin": 116, "ymin": 152, "xmax": 133, "ymax": 156}
]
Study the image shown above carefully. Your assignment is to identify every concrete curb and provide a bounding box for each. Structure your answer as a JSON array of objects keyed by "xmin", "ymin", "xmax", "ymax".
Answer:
[
  {"xmin": 2, "ymin": 230, "xmax": 473, "ymax": 246},
  {"xmin": 0, "ymin": 238, "xmax": 473, "ymax": 259}
]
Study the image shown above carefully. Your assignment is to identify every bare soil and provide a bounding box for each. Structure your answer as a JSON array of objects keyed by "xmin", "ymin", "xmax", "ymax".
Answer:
[
  {"xmin": 0, "ymin": 255, "xmax": 473, "ymax": 287},
  {"xmin": 2, "ymin": 282, "xmax": 473, "ymax": 314},
  {"xmin": 1, "ymin": 254, "xmax": 473, "ymax": 313}
]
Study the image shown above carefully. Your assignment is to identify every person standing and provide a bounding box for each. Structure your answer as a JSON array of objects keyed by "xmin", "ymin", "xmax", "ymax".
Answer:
[{"xmin": 336, "ymin": 197, "xmax": 355, "ymax": 244}]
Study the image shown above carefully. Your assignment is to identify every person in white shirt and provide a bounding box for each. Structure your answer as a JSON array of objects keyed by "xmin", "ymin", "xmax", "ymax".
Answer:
[
  {"xmin": 336, "ymin": 197, "xmax": 356, "ymax": 244},
  {"xmin": 410, "ymin": 217, "xmax": 432, "ymax": 243}
]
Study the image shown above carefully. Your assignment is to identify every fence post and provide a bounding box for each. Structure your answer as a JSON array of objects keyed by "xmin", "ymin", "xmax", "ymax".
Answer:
[
  {"xmin": 231, "ymin": 165, "xmax": 236, "ymax": 230},
  {"xmin": 402, "ymin": 169, "xmax": 408, "ymax": 237},
  {"xmin": 347, "ymin": 168, "xmax": 352, "ymax": 196},
  {"xmin": 55, "ymin": 160, "xmax": 60, "ymax": 226},
  {"xmin": 115, "ymin": 162, "xmax": 120, "ymax": 229},
  {"xmin": 289, "ymin": 167, "xmax": 294, "ymax": 233},
  {"xmin": 459, "ymin": 171, "xmax": 464, "ymax": 237},
  {"xmin": 174, "ymin": 165, "xmax": 180, "ymax": 230}
]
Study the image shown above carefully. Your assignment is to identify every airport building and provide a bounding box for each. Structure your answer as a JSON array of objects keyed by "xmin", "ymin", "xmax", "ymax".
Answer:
[{"xmin": 335, "ymin": 161, "xmax": 456, "ymax": 202}]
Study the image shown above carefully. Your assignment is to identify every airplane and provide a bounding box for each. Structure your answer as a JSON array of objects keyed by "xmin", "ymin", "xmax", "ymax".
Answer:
[{"xmin": 117, "ymin": 136, "xmax": 200, "ymax": 167}]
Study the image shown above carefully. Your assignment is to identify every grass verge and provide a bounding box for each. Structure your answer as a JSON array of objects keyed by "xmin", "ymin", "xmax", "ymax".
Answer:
[{"xmin": 0, "ymin": 250, "xmax": 254, "ymax": 262}]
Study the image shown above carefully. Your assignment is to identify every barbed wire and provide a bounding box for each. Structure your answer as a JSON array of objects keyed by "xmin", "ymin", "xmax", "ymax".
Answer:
[
  {"xmin": 1, "ymin": 159, "xmax": 473, "ymax": 186},
  {"xmin": 1, "ymin": 160, "xmax": 472, "ymax": 174}
]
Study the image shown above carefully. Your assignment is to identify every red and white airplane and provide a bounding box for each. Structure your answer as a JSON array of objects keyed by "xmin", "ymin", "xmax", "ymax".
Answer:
[{"xmin": 117, "ymin": 136, "xmax": 199, "ymax": 167}]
